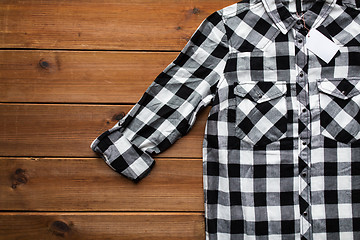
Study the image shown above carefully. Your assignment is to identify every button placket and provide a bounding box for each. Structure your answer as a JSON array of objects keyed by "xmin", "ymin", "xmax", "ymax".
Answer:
[{"xmin": 294, "ymin": 25, "xmax": 312, "ymax": 239}]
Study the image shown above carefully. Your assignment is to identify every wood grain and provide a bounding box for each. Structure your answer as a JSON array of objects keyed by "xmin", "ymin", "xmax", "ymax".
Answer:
[
  {"xmin": 0, "ymin": 212, "xmax": 205, "ymax": 240},
  {"xmin": 0, "ymin": 104, "xmax": 208, "ymax": 158},
  {"xmin": 0, "ymin": 0, "xmax": 235, "ymax": 238},
  {"xmin": 0, "ymin": 157, "xmax": 203, "ymax": 211},
  {"xmin": 0, "ymin": 0, "xmax": 238, "ymax": 51},
  {"xmin": 0, "ymin": 50, "xmax": 177, "ymax": 103}
]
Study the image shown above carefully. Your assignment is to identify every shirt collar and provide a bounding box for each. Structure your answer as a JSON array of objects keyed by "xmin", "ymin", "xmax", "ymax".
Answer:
[{"xmin": 261, "ymin": 0, "xmax": 337, "ymax": 34}]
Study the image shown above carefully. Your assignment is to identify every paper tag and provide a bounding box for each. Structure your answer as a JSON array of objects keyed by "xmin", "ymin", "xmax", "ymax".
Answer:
[{"xmin": 305, "ymin": 28, "xmax": 340, "ymax": 64}]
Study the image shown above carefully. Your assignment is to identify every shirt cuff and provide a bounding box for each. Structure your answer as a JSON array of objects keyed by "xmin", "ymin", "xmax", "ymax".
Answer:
[{"xmin": 90, "ymin": 130, "xmax": 155, "ymax": 183}]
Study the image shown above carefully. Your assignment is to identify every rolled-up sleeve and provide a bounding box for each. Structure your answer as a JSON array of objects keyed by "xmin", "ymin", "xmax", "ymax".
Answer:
[{"xmin": 91, "ymin": 11, "xmax": 229, "ymax": 182}]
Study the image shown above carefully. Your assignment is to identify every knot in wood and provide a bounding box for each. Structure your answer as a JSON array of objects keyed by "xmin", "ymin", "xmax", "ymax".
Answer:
[
  {"xmin": 15, "ymin": 168, "xmax": 26, "ymax": 175},
  {"xmin": 12, "ymin": 168, "xmax": 28, "ymax": 188},
  {"xmin": 192, "ymin": 8, "xmax": 200, "ymax": 15},
  {"xmin": 16, "ymin": 176, "xmax": 27, "ymax": 184},
  {"xmin": 113, "ymin": 112, "xmax": 125, "ymax": 121},
  {"xmin": 39, "ymin": 59, "xmax": 50, "ymax": 69},
  {"xmin": 50, "ymin": 220, "xmax": 71, "ymax": 236}
]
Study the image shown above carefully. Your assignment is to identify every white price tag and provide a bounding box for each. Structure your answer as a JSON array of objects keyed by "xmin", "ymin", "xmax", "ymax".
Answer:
[{"xmin": 305, "ymin": 28, "xmax": 340, "ymax": 64}]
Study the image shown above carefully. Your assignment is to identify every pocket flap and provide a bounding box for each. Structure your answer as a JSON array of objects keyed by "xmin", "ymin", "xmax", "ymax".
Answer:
[
  {"xmin": 234, "ymin": 82, "xmax": 287, "ymax": 103},
  {"xmin": 318, "ymin": 78, "xmax": 360, "ymax": 100}
]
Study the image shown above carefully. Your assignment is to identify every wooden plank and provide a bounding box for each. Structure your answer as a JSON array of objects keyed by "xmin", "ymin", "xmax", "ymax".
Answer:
[
  {"xmin": 0, "ymin": 212, "xmax": 205, "ymax": 240},
  {"xmin": 0, "ymin": 50, "xmax": 177, "ymax": 103},
  {"xmin": 0, "ymin": 157, "xmax": 203, "ymax": 211},
  {"xmin": 0, "ymin": 0, "xmax": 238, "ymax": 50},
  {"xmin": 0, "ymin": 104, "xmax": 208, "ymax": 158}
]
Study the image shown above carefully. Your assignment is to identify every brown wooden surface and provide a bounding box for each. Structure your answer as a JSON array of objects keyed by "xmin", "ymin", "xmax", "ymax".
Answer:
[
  {"xmin": 0, "ymin": 212, "xmax": 205, "ymax": 240},
  {"xmin": 0, "ymin": 157, "xmax": 203, "ymax": 211},
  {"xmin": 0, "ymin": 0, "xmax": 239, "ymax": 238},
  {"xmin": 0, "ymin": 0, "xmax": 236, "ymax": 51},
  {"xmin": 0, "ymin": 50, "xmax": 177, "ymax": 103},
  {"xmin": 0, "ymin": 103, "xmax": 208, "ymax": 157}
]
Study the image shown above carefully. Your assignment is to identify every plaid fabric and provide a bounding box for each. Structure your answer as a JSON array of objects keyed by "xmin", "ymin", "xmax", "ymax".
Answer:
[{"xmin": 91, "ymin": 0, "xmax": 360, "ymax": 239}]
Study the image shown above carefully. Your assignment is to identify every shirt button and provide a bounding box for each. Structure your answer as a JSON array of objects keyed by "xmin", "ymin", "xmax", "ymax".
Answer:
[
  {"xmin": 302, "ymin": 172, "xmax": 307, "ymax": 177},
  {"xmin": 299, "ymin": 72, "xmax": 304, "ymax": 77},
  {"xmin": 302, "ymin": 141, "xmax": 307, "ymax": 146},
  {"xmin": 297, "ymin": 20, "xmax": 302, "ymax": 25},
  {"xmin": 298, "ymin": 39, "xmax": 303, "ymax": 44},
  {"xmin": 302, "ymin": 108, "xmax": 307, "ymax": 113},
  {"xmin": 303, "ymin": 212, "xmax": 308, "ymax": 217}
]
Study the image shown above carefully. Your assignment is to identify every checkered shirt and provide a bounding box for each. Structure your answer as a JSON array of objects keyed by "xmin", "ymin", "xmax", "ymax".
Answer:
[{"xmin": 91, "ymin": 0, "xmax": 360, "ymax": 239}]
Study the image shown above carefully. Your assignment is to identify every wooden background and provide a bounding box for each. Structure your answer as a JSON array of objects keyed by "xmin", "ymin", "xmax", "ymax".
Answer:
[{"xmin": 0, "ymin": 1, "xmax": 238, "ymax": 239}]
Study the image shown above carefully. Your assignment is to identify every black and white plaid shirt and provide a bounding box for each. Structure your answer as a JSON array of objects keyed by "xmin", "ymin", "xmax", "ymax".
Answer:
[{"xmin": 91, "ymin": 0, "xmax": 360, "ymax": 239}]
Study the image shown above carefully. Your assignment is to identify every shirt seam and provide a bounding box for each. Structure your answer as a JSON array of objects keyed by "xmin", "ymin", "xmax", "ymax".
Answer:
[{"xmin": 215, "ymin": 13, "xmax": 230, "ymax": 95}]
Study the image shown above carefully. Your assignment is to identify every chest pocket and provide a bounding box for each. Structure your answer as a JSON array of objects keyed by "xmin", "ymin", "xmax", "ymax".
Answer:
[
  {"xmin": 318, "ymin": 78, "xmax": 360, "ymax": 144},
  {"xmin": 234, "ymin": 81, "xmax": 288, "ymax": 146}
]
